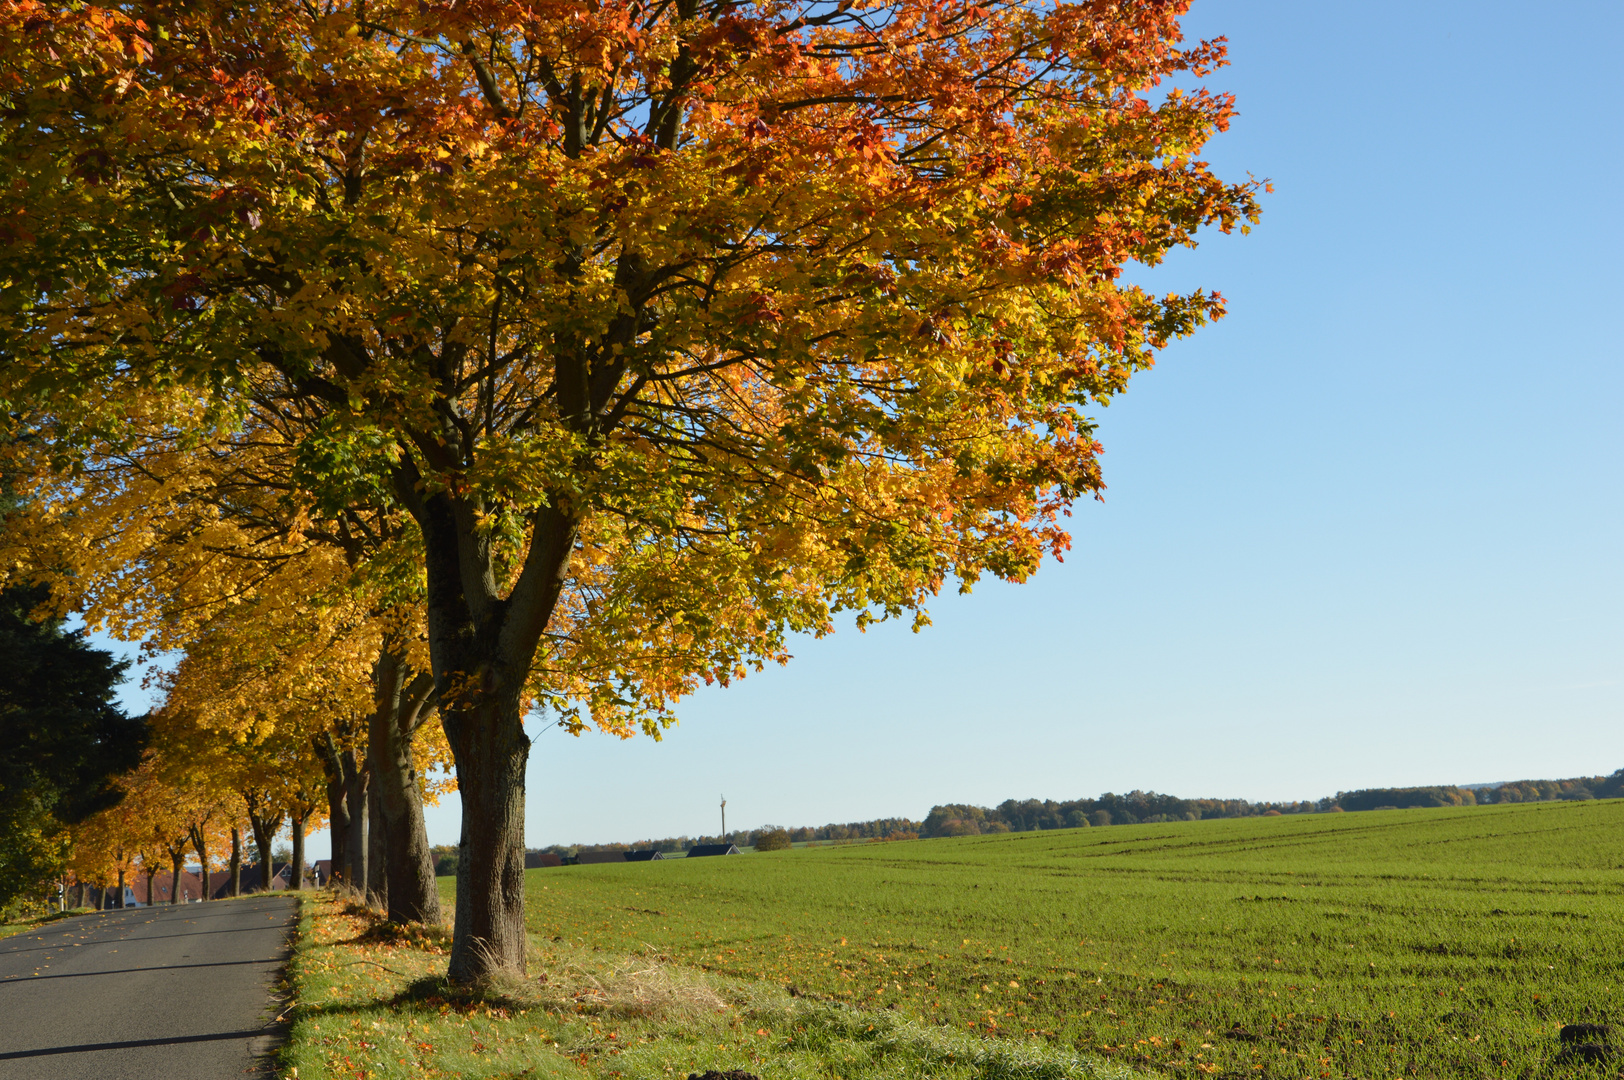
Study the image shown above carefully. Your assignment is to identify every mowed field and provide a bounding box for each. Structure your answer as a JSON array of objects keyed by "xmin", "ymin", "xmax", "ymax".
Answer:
[{"xmin": 521, "ymin": 801, "xmax": 1624, "ymax": 1079}]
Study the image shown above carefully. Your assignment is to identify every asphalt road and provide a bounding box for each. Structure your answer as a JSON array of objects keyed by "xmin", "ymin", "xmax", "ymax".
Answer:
[{"xmin": 0, "ymin": 895, "xmax": 297, "ymax": 1079}]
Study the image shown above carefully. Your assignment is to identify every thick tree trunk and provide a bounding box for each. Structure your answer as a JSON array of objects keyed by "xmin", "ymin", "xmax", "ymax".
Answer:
[
  {"xmin": 144, "ymin": 865, "xmax": 155, "ymax": 907},
  {"xmin": 74, "ymin": 880, "xmax": 85, "ymax": 908},
  {"xmin": 116, "ymin": 867, "xmax": 126, "ymax": 908},
  {"xmin": 290, "ymin": 812, "xmax": 306, "ymax": 890},
  {"xmin": 229, "ymin": 828, "xmax": 243, "ymax": 896},
  {"xmin": 369, "ymin": 646, "xmax": 442, "ymax": 925},
  {"xmin": 344, "ymin": 752, "xmax": 368, "ymax": 893},
  {"xmin": 396, "ymin": 475, "xmax": 577, "ymax": 983},
  {"xmin": 170, "ymin": 851, "xmax": 185, "ymax": 904},
  {"xmin": 366, "ymin": 778, "xmax": 388, "ymax": 909},
  {"xmin": 443, "ymin": 692, "xmax": 532, "ymax": 982},
  {"xmin": 190, "ymin": 826, "xmax": 210, "ymax": 902}
]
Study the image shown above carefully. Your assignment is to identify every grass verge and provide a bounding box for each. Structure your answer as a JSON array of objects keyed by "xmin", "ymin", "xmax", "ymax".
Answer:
[
  {"xmin": 0, "ymin": 906, "xmax": 95, "ymax": 939},
  {"xmin": 278, "ymin": 892, "xmax": 1134, "ymax": 1080}
]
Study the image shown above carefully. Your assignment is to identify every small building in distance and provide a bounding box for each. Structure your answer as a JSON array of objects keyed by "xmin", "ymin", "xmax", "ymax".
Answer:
[
  {"xmin": 686, "ymin": 844, "xmax": 740, "ymax": 857},
  {"xmin": 208, "ymin": 862, "xmax": 294, "ymax": 899},
  {"xmin": 525, "ymin": 852, "xmax": 563, "ymax": 869},
  {"xmin": 129, "ymin": 870, "xmax": 205, "ymax": 905},
  {"xmin": 576, "ymin": 849, "xmax": 627, "ymax": 864},
  {"xmin": 624, "ymin": 849, "xmax": 665, "ymax": 862}
]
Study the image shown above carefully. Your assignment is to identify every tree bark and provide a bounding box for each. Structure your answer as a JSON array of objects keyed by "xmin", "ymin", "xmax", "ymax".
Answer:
[
  {"xmin": 444, "ymin": 693, "xmax": 531, "ymax": 982},
  {"xmin": 144, "ymin": 864, "xmax": 156, "ymax": 907},
  {"xmin": 368, "ymin": 644, "xmax": 442, "ymax": 925},
  {"xmin": 290, "ymin": 812, "xmax": 306, "ymax": 890},
  {"xmin": 229, "ymin": 827, "xmax": 243, "ymax": 896},
  {"xmin": 116, "ymin": 867, "xmax": 126, "ymax": 908},
  {"xmin": 366, "ymin": 777, "xmax": 388, "ymax": 909},
  {"xmin": 189, "ymin": 825, "xmax": 210, "ymax": 902},
  {"xmin": 74, "ymin": 880, "xmax": 85, "ymax": 908},
  {"xmin": 318, "ymin": 735, "xmax": 352, "ymax": 889},
  {"xmin": 247, "ymin": 801, "xmax": 280, "ymax": 893},
  {"xmin": 170, "ymin": 850, "xmax": 185, "ymax": 904},
  {"xmin": 344, "ymin": 751, "xmax": 368, "ymax": 893},
  {"xmin": 396, "ymin": 469, "xmax": 577, "ymax": 982}
]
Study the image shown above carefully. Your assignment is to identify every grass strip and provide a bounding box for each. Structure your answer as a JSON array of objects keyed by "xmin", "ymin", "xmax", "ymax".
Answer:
[
  {"xmin": 277, "ymin": 893, "xmax": 1133, "ymax": 1080},
  {"xmin": 0, "ymin": 906, "xmax": 96, "ymax": 939}
]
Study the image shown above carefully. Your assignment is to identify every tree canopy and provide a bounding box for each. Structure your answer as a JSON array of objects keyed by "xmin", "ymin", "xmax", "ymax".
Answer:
[{"xmin": 0, "ymin": 0, "xmax": 1261, "ymax": 976}]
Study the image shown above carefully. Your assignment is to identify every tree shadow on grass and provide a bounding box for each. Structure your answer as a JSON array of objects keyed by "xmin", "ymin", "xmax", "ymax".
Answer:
[{"xmin": 294, "ymin": 970, "xmax": 541, "ymax": 1022}]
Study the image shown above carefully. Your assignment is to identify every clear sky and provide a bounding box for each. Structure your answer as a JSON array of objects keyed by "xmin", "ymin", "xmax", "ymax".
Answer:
[{"xmin": 100, "ymin": 0, "xmax": 1624, "ymax": 855}]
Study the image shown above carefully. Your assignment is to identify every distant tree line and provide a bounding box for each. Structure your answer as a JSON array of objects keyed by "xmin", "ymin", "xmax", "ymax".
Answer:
[
  {"xmin": 474, "ymin": 771, "xmax": 1624, "ymax": 859},
  {"xmin": 1332, "ymin": 774, "xmax": 1620, "ymax": 812},
  {"xmin": 921, "ymin": 772, "xmax": 1624, "ymax": 837},
  {"xmin": 445, "ymin": 817, "xmax": 924, "ymax": 863}
]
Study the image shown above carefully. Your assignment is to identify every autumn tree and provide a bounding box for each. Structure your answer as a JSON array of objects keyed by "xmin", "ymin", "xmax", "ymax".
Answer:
[
  {"xmin": 145, "ymin": 779, "xmax": 210, "ymax": 904},
  {"xmin": 1, "ymin": 0, "xmax": 1260, "ymax": 978},
  {"xmin": 0, "ymin": 397, "xmax": 447, "ymax": 919},
  {"xmin": 104, "ymin": 756, "xmax": 195, "ymax": 905}
]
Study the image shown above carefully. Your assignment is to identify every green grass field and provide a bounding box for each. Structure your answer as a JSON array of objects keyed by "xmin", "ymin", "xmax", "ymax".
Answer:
[{"xmin": 521, "ymin": 800, "xmax": 1624, "ymax": 1078}]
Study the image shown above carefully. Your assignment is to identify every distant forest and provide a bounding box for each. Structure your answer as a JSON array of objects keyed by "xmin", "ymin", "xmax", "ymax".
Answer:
[
  {"xmin": 918, "ymin": 771, "xmax": 1623, "ymax": 837},
  {"xmin": 430, "ymin": 770, "xmax": 1621, "ymax": 868}
]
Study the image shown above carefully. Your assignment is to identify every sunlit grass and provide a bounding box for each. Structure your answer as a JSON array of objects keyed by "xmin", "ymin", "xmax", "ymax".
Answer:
[
  {"xmin": 522, "ymin": 800, "xmax": 1624, "ymax": 1079},
  {"xmin": 280, "ymin": 893, "xmax": 1130, "ymax": 1080},
  {"xmin": 0, "ymin": 906, "xmax": 95, "ymax": 940}
]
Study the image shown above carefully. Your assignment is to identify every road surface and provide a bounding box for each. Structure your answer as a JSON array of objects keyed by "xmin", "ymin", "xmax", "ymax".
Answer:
[{"xmin": 0, "ymin": 895, "xmax": 297, "ymax": 1079}]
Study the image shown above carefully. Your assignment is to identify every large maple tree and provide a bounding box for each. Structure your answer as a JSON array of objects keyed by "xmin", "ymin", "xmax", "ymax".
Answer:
[{"xmin": 1, "ymin": 0, "xmax": 1260, "ymax": 978}]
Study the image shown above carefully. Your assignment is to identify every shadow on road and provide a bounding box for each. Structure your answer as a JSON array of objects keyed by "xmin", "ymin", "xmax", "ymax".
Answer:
[{"xmin": 0, "ymin": 1028, "xmax": 267, "ymax": 1061}]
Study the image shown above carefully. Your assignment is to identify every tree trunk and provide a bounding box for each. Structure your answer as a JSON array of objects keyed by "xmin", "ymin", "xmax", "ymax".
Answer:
[
  {"xmin": 395, "ymin": 465, "xmax": 578, "ymax": 984},
  {"xmin": 248, "ymin": 806, "xmax": 280, "ymax": 892},
  {"xmin": 319, "ymin": 736, "xmax": 352, "ymax": 889},
  {"xmin": 444, "ymin": 692, "xmax": 532, "ymax": 982},
  {"xmin": 74, "ymin": 880, "xmax": 85, "ymax": 908},
  {"xmin": 366, "ymin": 778, "xmax": 388, "ymax": 909},
  {"xmin": 290, "ymin": 812, "xmax": 306, "ymax": 890},
  {"xmin": 327, "ymin": 775, "xmax": 348, "ymax": 888},
  {"xmin": 344, "ymin": 751, "xmax": 368, "ymax": 894},
  {"xmin": 144, "ymin": 864, "xmax": 156, "ymax": 907},
  {"xmin": 170, "ymin": 850, "xmax": 185, "ymax": 904},
  {"xmin": 368, "ymin": 646, "xmax": 442, "ymax": 925},
  {"xmin": 190, "ymin": 826, "xmax": 210, "ymax": 902},
  {"xmin": 229, "ymin": 827, "xmax": 243, "ymax": 896},
  {"xmin": 116, "ymin": 867, "xmax": 126, "ymax": 908}
]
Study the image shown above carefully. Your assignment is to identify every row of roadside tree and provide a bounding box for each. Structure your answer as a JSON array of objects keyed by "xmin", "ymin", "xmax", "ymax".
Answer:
[{"xmin": 0, "ymin": 0, "xmax": 1262, "ymax": 980}]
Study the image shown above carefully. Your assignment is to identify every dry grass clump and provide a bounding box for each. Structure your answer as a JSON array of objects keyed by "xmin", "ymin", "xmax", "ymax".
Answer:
[{"xmin": 531, "ymin": 941, "xmax": 731, "ymax": 1022}]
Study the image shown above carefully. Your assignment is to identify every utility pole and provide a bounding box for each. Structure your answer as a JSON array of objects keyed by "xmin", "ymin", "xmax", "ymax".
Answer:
[{"xmin": 720, "ymin": 794, "xmax": 727, "ymax": 842}]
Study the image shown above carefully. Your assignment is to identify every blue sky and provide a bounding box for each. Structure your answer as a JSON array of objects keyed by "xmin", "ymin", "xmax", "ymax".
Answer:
[{"xmin": 100, "ymin": 0, "xmax": 1623, "ymax": 853}]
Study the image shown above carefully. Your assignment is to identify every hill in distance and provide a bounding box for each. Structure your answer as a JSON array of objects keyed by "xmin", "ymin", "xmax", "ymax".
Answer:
[{"xmin": 510, "ymin": 768, "xmax": 1623, "ymax": 858}]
